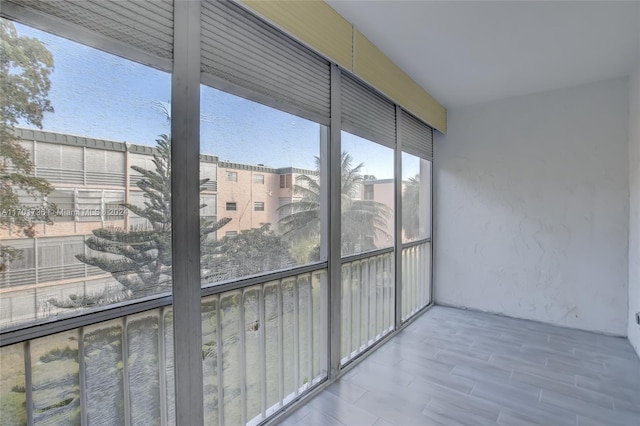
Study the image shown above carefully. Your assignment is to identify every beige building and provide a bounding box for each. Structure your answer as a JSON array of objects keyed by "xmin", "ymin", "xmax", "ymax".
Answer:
[
  {"xmin": 0, "ymin": 128, "xmax": 218, "ymax": 325},
  {"xmin": 216, "ymin": 162, "xmax": 317, "ymax": 237},
  {"xmin": 0, "ymin": 128, "xmax": 322, "ymax": 326},
  {"xmin": 361, "ymin": 178, "xmax": 395, "ymax": 247}
]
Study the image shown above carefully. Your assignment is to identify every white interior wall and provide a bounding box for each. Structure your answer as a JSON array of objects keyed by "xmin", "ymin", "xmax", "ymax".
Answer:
[
  {"xmin": 629, "ymin": 54, "xmax": 640, "ymax": 353},
  {"xmin": 434, "ymin": 78, "xmax": 629, "ymax": 335}
]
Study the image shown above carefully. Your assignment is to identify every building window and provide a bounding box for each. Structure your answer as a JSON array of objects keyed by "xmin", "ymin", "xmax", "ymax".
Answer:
[
  {"xmin": 280, "ymin": 174, "xmax": 292, "ymax": 188},
  {"xmin": 253, "ymin": 173, "xmax": 264, "ymax": 184},
  {"xmin": 104, "ymin": 191, "xmax": 126, "ymax": 220},
  {"xmin": 226, "ymin": 171, "xmax": 237, "ymax": 182},
  {"xmin": 2, "ymin": 245, "xmax": 35, "ymax": 288},
  {"xmin": 225, "ymin": 231, "xmax": 237, "ymax": 238},
  {"xmin": 364, "ymin": 184, "xmax": 374, "ymax": 200},
  {"xmin": 254, "ymin": 201, "xmax": 265, "ymax": 211},
  {"xmin": 76, "ymin": 190, "xmax": 103, "ymax": 222},
  {"xmin": 43, "ymin": 189, "xmax": 74, "ymax": 222},
  {"xmin": 225, "ymin": 202, "xmax": 237, "ymax": 211}
]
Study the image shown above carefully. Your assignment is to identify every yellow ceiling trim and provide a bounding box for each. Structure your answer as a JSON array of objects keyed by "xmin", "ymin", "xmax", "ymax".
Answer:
[
  {"xmin": 354, "ymin": 30, "xmax": 446, "ymax": 133},
  {"xmin": 241, "ymin": 0, "xmax": 352, "ymax": 70},
  {"xmin": 239, "ymin": 1, "xmax": 446, "ymax": 133}
]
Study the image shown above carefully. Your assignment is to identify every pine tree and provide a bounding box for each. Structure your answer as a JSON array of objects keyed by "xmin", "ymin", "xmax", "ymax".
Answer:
[
  {"xmin": 206, "ymin": 224, "xmax": 294, "ymax": 281},
  {"xmin": 0, "ymin": 19, "xmax": 55, "ymax": 263},
  {"xmin": 56, "ymin": 135, "xmax": 229, "ymax": 306}
]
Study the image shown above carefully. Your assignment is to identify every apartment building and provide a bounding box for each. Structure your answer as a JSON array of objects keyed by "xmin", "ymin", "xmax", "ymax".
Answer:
[
  {"xmin": 0, "ymin": 127, "xmax": 328, "ymax": 327},
  {"xmin": 216, "ymin": 162, "xmax": 316, "ymax": 237}
]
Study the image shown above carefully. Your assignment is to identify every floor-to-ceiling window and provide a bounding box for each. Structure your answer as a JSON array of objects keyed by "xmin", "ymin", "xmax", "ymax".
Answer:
[
  {"xmin": 198, "ymin": 87, "xmax": 329, "ymax": 425},
  {"xmin": 340, "ymin": 131, "xmax": 395, "ymax": 364},
  {"xmin": 399, "ymin": 110, "xmax": 434, "ymax": 321},
  {"xmin": 0, "ymin": 1, "xmax": 176, "ymax": 423},
  {"xmin": 401, "ymin": 152, "xmax": 432, "ymax": 320},
  {"xmin": 0, "ymin": 1, "xmax": 434, "ymax": 424}
]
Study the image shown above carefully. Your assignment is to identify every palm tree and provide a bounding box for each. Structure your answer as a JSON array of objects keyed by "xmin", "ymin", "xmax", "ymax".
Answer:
[
  {"xmin": 279, "ymin": 152, "xmax": 392, "ymax": 259},
  {"xmin": 402, "ymin": 174, "xmax": 421, "ymax": 240}
]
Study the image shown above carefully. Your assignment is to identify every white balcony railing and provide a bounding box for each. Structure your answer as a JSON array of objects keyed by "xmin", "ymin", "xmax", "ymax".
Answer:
[
  {"xmin": 401, "ymin": 240, "xmax": 431, "ymax": 321},
  {"xmin": 340, "ymin": 250, "xmax": 395, "ymax": 365},
  {"xmin": 0, "ymin": 268, "xmax": 329, "ymax": 426}
]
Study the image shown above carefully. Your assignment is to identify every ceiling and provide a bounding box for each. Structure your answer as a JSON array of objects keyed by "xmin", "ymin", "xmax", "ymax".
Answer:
[{"xmin": 325, "ymin": 1, "xmax": 640, "ymax": 109}]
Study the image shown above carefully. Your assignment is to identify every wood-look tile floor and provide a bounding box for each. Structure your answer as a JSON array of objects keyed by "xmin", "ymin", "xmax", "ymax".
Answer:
[{"xmin": 279, "ymin": 306, "xmax": 640, "ymax": 426}]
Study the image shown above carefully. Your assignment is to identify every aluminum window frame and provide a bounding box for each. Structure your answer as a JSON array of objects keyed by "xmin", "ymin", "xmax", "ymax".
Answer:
[{"xmin": 0, "ymin": 2, "xmax": 436, "ymax": 425}]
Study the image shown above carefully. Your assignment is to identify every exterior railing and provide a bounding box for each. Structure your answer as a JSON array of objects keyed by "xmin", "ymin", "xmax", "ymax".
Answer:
[
  {"xmin": 0, "ymin": 277, "xmax": 117, "ymax": 328},
  {"xmin": 35, "ymin": 167, "xmax": 84, "ymax": 185},
  {"xmin": 401, "ymin": 240, "xmax": 431, "ymax": 321},
  {"xmin": 35, "ymin": 167, "xmax": 126, "ymax": 187},
  {"xmin": 1, "ymin": 263, "xmax": 103, "ymax": 289},
  {"xmin": 202, "ymin": 269, "xmax": 328, "ymax": 426},
  {"xmin": 0, "ymin": 306, "xmax": 175, "ymax": 425},
  {"xmin": 85, "ymin": 171, "xmax": 126, "ymax": 187},
  {"xmin": 0, "ymin": 268, "xmax": 328, "ymax": 426},
  {"xmin": 340, "ymin": 250, "xmax": 395, "ymax": 365}
]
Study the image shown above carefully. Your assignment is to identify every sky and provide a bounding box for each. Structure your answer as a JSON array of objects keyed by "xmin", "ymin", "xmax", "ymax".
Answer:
[{"xmin": 13, "ymin": 21, "xmax": 406, "ymax": 178}]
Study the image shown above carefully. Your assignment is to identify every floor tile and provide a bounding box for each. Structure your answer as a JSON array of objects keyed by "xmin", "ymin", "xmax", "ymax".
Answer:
[{"xmin": 276, "ymin": 306, "xmax": 640, "ymax": 426}]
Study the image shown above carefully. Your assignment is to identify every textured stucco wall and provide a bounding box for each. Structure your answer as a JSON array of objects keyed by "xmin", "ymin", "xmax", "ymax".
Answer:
[
  {"xmin": 434, "ymin": 78, "xmax": 629, "ymax": 335},
  {"xmin": 629, "ymin": 55, "xmax": 640, "ymax": 353}
]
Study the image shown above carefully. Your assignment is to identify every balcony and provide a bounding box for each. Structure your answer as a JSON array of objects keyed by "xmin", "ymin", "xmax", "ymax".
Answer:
[
  {"xmin": 280, "ymin": 306, "xmax": 640, "ymax": 426},
  {"xmin": 0, "ymin": 245, "xmax": 434, "ymax": 425},
  {"xmin": 1, "ymin": 1, "xmax": 639, "ymax": 425},
  {"xmin": 3, "ymin": 302, "xmax": 639, "ymax": 425}
]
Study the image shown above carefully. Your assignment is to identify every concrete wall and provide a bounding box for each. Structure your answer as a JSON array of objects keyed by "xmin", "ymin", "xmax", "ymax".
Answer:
[
  {"xmin": 629, "ymin": 54, "xmax": 640, "ymax": 352},
  {"xmin": 434, "ymin": 78, "xmax": 629, "ymax": 335},
  {"xmin": 216, "ymin": 166, "xmax": 281, "ymax": 234}
]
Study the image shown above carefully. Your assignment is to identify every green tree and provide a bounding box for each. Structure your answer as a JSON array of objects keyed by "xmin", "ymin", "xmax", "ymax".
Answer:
[
  {"xmin": 204, "ymin": 224, "xmax": 294, "ymax": 281},
  {"xmin": 279, "ymin": 152, "xmax": 392, "ymax": 258},
  {"xmin": 402, "ymin": 174, "xmax": 421, "ymax": 240},
  {"xmin": 53, "ymin": 135, "xmax": 229, "ymax": 307},
  {"xmin": 0, "ymin": 19, "xmax": 55, "ymax": 262}
]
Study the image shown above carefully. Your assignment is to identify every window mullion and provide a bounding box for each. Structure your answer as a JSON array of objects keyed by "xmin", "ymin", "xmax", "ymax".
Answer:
[
  {"xmin": 395, "ymin": 105, "xmax": 403, "ymax": 330},
  {"xmin": 328, "ymin": 64, "xmax": 342, "ymax": 379},
  {"xmin": 171, "ymin": 1, "xmax": 203, "ymax": 425}
]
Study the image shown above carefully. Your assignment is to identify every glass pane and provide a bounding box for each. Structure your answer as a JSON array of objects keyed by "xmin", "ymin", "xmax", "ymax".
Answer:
[
  {"xmin": 127, "ymin": 313, "xmax": 161, "ymax": 425},
  {"xmin": 0, "ymin": 343, "xmax": 27, "ymax": 425},
  {"xmin": 0, "ymin": 19, "xmax": 172, "ymax": 328},
  {"xmin": 281, "ymin": 278, "xmax": 296, "ymax": 400},
  {"xmin": 202, "ymin": 296, "xmax": 220, "ymax": 426},
  {"xmin": 263, "ymin": 282, "xmax": 281, "ymax": 412},
  {"xmin": 340, "ymin": 252, "xmax": 394, "ymax": 365},
  {"xmin": 0, "ymin": 307, "xmax": 174, "ymax": 426},
  {"xmin": 311, "ymin": 270, "xmax": 328, "ymax": 380},
  {"xmin": 201, "ymin": 271, "xmax": 328, "ymax": 424},
  {"xmin": 220, "ymin": 292, "xmax": 242, "ymax": 425},
  {"xmin": 200, "ymin": 86, "xmax": 324, "ymax": 286},
  {"xmin": 340, "ymin": 132, "xmax": 394, "ymax": 256},
  {"xmin": 31, "ymin": 330, "xmax": 80, "ymax": 425},
  {"xmin": 244, "ymin": 287, "xmax": 262, "ymax": 422},
  {"xmin": 83, "ymin": 320, "xmax": 124, "ymax": 425},
  {"xmin": 401, "ymin": 242, "xmax": 432, "ymax": 320},
  {"xmin": 163, "ymin": 309, "xmax": 176, "ymax": 426},
  {"xmin": 401, "ymin": 153, "xmax": 432, "ymax": 243}
]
